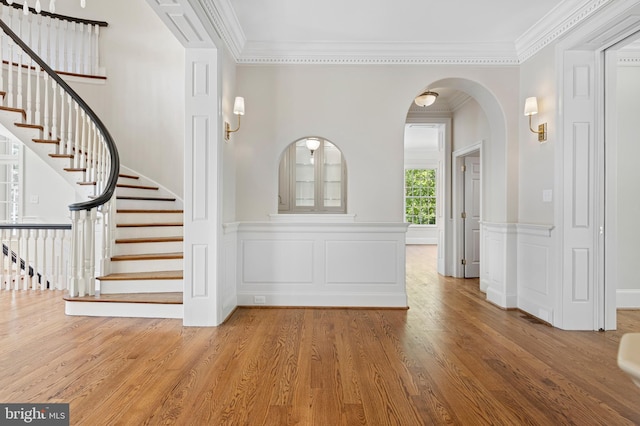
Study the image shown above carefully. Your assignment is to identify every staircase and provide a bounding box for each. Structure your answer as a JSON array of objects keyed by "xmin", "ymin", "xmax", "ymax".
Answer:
[
  {"xmin": 63, "ymin": 171, "xmax": 184, "ymax": 319},
  {"xmin": 0, "ymin": 13, "xmax": 184, "ymax": 319}
]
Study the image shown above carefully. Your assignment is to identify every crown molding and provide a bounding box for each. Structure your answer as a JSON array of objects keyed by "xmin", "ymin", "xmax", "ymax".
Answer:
[
  {"xmin": 516, "ymin": 0, "xmax": 613, "ymax": 62},
  {"xmin": 237, "ymin": 41, "xmax": 519, "ymax": 65},
  {"xmin": 195, "ymin": 0, "xmax": 245, "ymax": 59}
]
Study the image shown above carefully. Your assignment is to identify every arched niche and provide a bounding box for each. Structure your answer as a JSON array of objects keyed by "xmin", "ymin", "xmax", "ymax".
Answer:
[{"xmin": 278, "ymin": 137, "xmax": 347, "ymax": 214}]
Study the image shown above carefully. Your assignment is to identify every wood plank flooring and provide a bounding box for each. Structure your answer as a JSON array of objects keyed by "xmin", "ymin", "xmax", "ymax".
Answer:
[{"xmin": 1, "ymin": 245, "xmax": 639, "ymax": 425}]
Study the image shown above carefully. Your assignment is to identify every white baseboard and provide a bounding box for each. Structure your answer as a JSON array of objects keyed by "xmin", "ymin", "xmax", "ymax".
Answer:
[
  {"xmin": 617, "ymin": 289, "xmax": 640, "ymax": 309},
  {"xmin": 405, "ymin": 238, "xmax": 438, "ymax": 245},
  {"xmin": 237, "ymin": 292, "xmax": 408, "ymax": 308}
]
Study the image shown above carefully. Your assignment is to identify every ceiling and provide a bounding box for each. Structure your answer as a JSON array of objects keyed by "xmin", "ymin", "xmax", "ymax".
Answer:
[{"xmin": 211, "ymin": 0, "xmax": 608, "ymax": 63}]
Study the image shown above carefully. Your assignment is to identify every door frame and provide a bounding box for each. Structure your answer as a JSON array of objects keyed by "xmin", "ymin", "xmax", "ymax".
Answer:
[{"xmin": 452, "ymin": 141, "xmax": 483, "ymax": 278}]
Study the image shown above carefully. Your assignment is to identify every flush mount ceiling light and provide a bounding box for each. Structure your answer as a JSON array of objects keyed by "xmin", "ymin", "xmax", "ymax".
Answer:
[{"xmin": 414, "ymin": 90, "xmax": 439, "ymax": 107}]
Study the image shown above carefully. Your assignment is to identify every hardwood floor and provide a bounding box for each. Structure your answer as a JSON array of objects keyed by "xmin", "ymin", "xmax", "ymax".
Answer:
[{"xmin": 0, "ymin": 245, "xmax": 639, "ymax": 425}]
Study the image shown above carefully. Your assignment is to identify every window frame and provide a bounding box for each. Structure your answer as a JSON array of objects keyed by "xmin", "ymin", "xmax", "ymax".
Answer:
[{"xmin": 404, "ymin": 168, "xmax": 437, "ymax": 226}]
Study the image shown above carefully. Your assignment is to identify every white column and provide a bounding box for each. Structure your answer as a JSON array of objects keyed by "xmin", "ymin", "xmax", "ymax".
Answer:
[{"xmin": 183, "ymin": 48, "xmax": 222, "ymax": 326}]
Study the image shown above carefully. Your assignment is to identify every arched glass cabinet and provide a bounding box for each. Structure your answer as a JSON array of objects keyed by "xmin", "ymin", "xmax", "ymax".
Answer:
[{"xmin": 278, "ymin": 137, "xmax": 347, "ymax": 213}]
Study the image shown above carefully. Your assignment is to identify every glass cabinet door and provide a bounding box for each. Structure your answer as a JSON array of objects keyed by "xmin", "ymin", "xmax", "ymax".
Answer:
[
  {"xmin": 295, "ymin": 140, "xmax": 315, "ymax": 207},
  {"xmin": 323, "ymin": 141, "xmax": 342, "ymax": 208}
]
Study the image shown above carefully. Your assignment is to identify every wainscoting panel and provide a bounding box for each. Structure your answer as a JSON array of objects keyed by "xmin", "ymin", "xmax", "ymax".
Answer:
[
  {"xmin": 242, "ymin": 240, "xmax": 315, "ymax": 284},
  {"xmin": 516, "ymin": 224, "xmax": 555, "ymax": 324},
  {"xmin": 229, "ymin": 220, "xmax": 409, "ymax": 307},
  {"xmin": 481, "ymin": 222, "xmax": 517, "ymax": 308},
  {"xmin": 325, "ymin": 240, "xmax": 397, "ymax": 284}
]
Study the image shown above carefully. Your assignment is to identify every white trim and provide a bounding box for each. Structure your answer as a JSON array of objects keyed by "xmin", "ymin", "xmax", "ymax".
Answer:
[
  {"xmin": 406, "ymin": 238, "xmax": 438, "ymax": 245},
  {"xmin": 617, "ymin": 290, "xmax": 640, "ymax": 309},
  {"xmin": 65, "ymin": 301, "xmax": 183, "ymax": 319},
  {"xmin": 269, "ymin": 214, "xmax": 358, "ymax": 223},
  {"xmin": 515, "ymin": 223, "xmax": 555, "ymax": 237}
]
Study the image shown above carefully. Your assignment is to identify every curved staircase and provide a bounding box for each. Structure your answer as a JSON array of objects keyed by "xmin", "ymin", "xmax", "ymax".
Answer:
[
  {"xmin": 0, "ymin": 12, "xmax": 183, "ymax": 319},
  {"xmin": 63, "ymin": 172, "xmax": 184, "ymax": 319}
]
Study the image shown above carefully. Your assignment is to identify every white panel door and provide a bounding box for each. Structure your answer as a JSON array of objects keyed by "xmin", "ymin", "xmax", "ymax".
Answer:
[
  {"xmin": 561, "ymin": 50, "xmax": 599, "ymax": 330},
  {"xmin": 464, "ymin": 156, "xmax": 481, "ymax": 278}
]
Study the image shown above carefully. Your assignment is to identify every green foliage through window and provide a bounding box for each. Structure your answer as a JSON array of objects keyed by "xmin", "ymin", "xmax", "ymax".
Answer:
[{"xmin": 405, "ymin": 169, "xmax": 436, "ymax": 225}]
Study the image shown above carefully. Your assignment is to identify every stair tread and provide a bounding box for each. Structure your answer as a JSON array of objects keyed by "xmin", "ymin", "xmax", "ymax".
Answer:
[
  {"xmin": 117, "ymin": 195, "xmax": 176, "ymax": 201},
  {"xmin": 64, "ymin": 291, "xmax": 183, "ymax": 304},
  {"xmin": 78, "ymin": 181, "xmax": 96, "ymax": 186},
  {"xmin": 115, "ymin": 236, "xmax": 183, "ymax": 244},
  {"xmin": 15, "ymin": 122, "xmax": 43, "ymax": 130},
  {"xmin": 64, "ymin": 167, "xmax": 86, "ymax": 172},
  {"xmin": 49, "ymin": 153, "xmax": 73, "ymax": 158},
  {"xmin": 111, "ymin": 252, "xmax": 183, "ymax": 261},
  {"xmin": 117, "ymin": 222, "xmax": 183, "ymax": 228},
  {"xmin": 97, "ymin": 270, "xmax": 183, "ymax": 280},
  {"xmin": 117, "ymin": 209, "xmax": 183, "ymax": 214},
  {"xmin": 119, "ymin": 173, "xmax": 139, "ymax": 180},
  {"xmin": 34, "ymin": 138, "xmax": 60, "ymax": 144},
  {"xmin": 117, "ymin": 184, "xmax": 159, "ymax": 190}
]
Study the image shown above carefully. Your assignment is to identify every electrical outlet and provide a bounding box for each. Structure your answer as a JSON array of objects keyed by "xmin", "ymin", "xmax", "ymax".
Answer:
[
  {"xmin": 254, "ymin": 295, "xmax": 266, "ymax": 304},
  {"xmin": 30, "ymin": 195, "xmax": 39, "ymax": 204}
]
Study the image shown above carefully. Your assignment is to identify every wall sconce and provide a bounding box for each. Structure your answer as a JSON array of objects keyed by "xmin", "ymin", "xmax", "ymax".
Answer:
[
  {"xmin": 414, "ymin": 90, "xmax": 439, "ymax": 107},
  {"xmin": 524, "ymin": 97, "xmax": 547, "ymax": 142},
  {"xmin": 306, "ymin": 138, "xmax": 321, "ymax": 164},
  {"xmin": 225, "ymin": 96, "xmax": 245, "ymax": 141}
]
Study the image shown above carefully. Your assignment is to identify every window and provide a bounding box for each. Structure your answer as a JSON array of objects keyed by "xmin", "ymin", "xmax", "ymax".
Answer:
[
  {"xmin": 278, "ymin": 138, "xmax": 347, "ymax": 213},
  {"xmin": 405, "ymin": 169, "xmax": 436, "ymax": 225}
]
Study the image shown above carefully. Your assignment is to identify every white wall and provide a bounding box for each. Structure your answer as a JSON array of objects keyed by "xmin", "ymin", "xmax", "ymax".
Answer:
[
  {"xmin": 452, "ymin": 98, "xmax": 489, "ymax": 152},
  {"xmin": 22, "ymin": 147, "xmax": 76, "ymax": 223},
  {"xmin": 235, "ymin": 65, "xmax": 520, "ymax": 224},
  {"xmin": 54, "ymin": 0, "xmax": 185, "ymax": 198},
  {"xmin": 615, "ymin": 64, "xmax": 640, "ymax": 298},
  {"xmin": 519, "ymin": 44, "xmax": 556, "ymax": 225}
]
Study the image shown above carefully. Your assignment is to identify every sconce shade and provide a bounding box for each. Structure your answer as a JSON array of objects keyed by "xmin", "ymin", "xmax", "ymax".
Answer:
[
  {"xmin": 233, "ymin": 96, "xmax": 245, "ymax": 115},
  {"xmin": 414, "ymin": 91, "xmax": 439, "ymax": 107},
  {"xmin": 524, "ymin": 97, "xmax": 538, "ymax": 116},
  {"xmin": 305, "ymin": 138, "xmax": 321, "ymax": 151}
]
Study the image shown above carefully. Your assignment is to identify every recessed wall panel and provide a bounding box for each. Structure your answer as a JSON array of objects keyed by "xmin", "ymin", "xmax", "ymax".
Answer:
[
  {"xmin": 572, "ymin": 123, "xmax": 590, "ymax": 228},
  {"xmin": 573, "ymin": 65, "xmax": 590, "ymax": 99},
  {"xmin": 520, "ymin": 243, "xmax": 549, "ymax": 296},
  {"xmin": 325, "ymin": 241, "xmax": 396, "ymax": 284},
  {"xmin": 192, "ymin": 244, "xmax": 208, "ymax": 298},
  {"xmin": 572, "ymin": 248, "xmax": 590, "ymax": 302},
  {"xmin": 192, "ymin": 62, "xmax": 209, "ymax": 96},
  {"xmin": 192, "ymin": 116, "xmax": 208, "ymax": 221},
  {"xmin": 243, "ymin": 240, "xmax": 314, "ymax": 283},
  {"xmin": 169, "ymin": 14, "xmax": 204, "ymax": 44}
]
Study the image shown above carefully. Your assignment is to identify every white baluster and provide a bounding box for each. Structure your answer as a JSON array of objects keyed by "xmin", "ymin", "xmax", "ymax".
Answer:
[
  {"xmin": 50, "ymin": 79, "xmax": 57, "ymax": 142},
  {"xmin": 93, "ymin": 24, "xmax": 99, "ymax": 76},
  {"xmin": 26, "ymin": 51, "xmax": 32, "ymax": 123},
  {"xmin": 73, "ymin": 102, "xmax": 80, "ymax": 168},
  {"xmin": 64, "ymin": 93, "xmax": 71, "ymax": 157},
  {"xmin": 7, "ymin": 43, "xmax": 13, "ymax": 108},
  {"xmin": 85, "ymin": 208, "xmax": 96, "ymax": 296},
  {"xmin": 35, "ymin": 67, "xmax": 41, "ymax": 128},
  {"xmin": 43, "ymin": 74, "xmax": 51, "ymax": 143},
  {"xmin": 41, "ymin": 228, "xmax": 48, "ymax": 289},
  {"xmin": 61, "ymin": 228, "xmax": 70, "ymax": 291},
  {"xmin": 80, "ymin": 109, "xmax": 86, "ymax": 168},
  {"xmin": 29, "ymin": 229, "xmax": 36, "ymax": 290},
  {"xmin": 16, "ymin": 50, "xmax": 22, "ymax": 110},
  {"xmin": 69, "ymin": 210, "xmax": 80, "ymax": 296}
]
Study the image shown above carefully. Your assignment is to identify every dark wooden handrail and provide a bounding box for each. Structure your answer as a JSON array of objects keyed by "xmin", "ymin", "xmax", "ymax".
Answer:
[
  {"xmin": 0, "ymin": 18, "xmax": 119, "ymax": 212},
  {"xmin": 0, "ymin": 0, "xmax": 108, "ymax": 27}
]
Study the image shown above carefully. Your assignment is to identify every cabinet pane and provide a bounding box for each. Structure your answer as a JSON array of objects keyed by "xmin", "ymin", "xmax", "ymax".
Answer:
[
  {"xmin": 295, "ymin": 141, "xmax": 315, "ymax": 207},
  {"xmin": 323, "ymin": 142, "xmax": 342, "ymax": 207}
]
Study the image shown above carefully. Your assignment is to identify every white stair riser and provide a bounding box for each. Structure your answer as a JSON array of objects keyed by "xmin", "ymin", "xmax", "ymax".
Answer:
[
  {"xmin": 65, "ymin": 300, "xmax": 183, "ymax": 319},
  {"xmin": 116, "ymin": 212, "xmax": 183, "ymax": 224},
  {"xmin": 113, "ymin": 241, "xmax": 183, "ymax": 256},
  {"xmin": 116, "ymin": 199, "xmax": 178, "ymax": 210},
  {"xmin": 116, "ymin": 187, "xmax": 161, "ymax": 197},
  {"xmin": 99, "ymin": 279, "xmax": 183, "ymax": 294},
  {"xmin": 115, "ymin": 226, "xmax": 184, "ymax": 239},
  {"xmin": 110, "ymin": 258, "xmax": 183, "ymax": 274}
]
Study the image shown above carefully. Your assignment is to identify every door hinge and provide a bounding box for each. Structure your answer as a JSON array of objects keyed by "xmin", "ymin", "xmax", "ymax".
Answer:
[
  {"xmin": 461, "ymin": 212, "xmax": 467, "ymax": 219},
  {"xmin": 461, "ymin": 259, "xmax": 467, "ymax": 265},
  {"xmin": 461, "ymin": 165, "xmax": 467, "ymax": 172}
]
